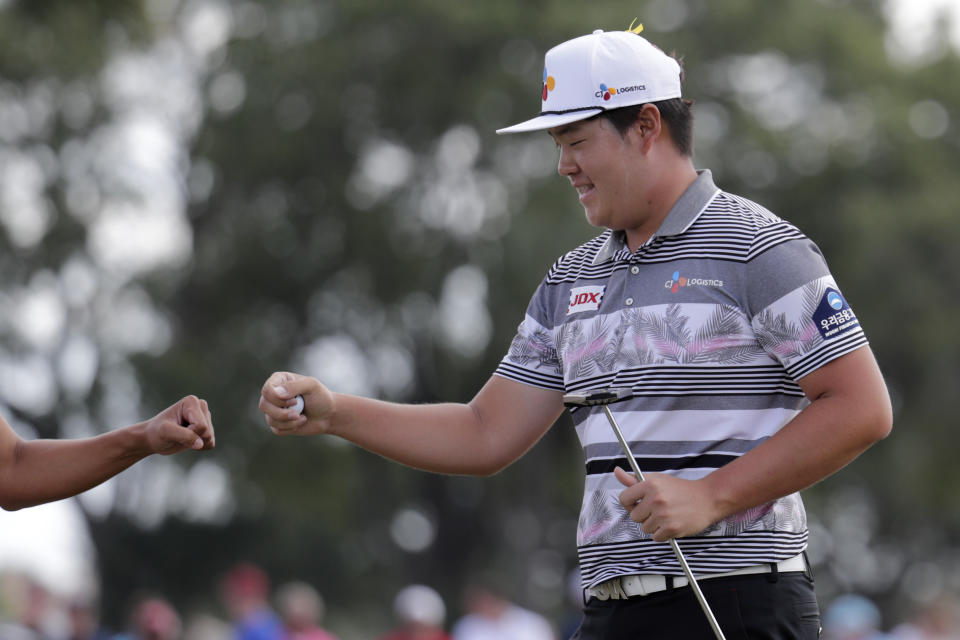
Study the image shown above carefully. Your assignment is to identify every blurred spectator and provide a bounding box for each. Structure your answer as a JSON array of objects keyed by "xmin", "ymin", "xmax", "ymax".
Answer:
[
  {"xmin": 888, "ymin": 595, "xmax": 960, "ymax": 639},
  {"xmin": 0, "ymin": 573, "xmax": 44, "ymax": 640},
  {"xmin": 2, "ymin": 576, "xmax": 65, "ymax": 639},
  {"xmin": 220, "ymin": 562, "xmax": 285, "ymax": 640},
  {"xmin": 822, "ymin": 593, "xmax": 890, "ymax": 640},
  {"xmin": 181, "ymin": 612, "xmax": 231, "ymax": 640},
  {"xmin": 115, "ymin": 596, "xmax": 182, "ymax": 640},
  {"xmin": 0, "ymin": 621, "xmax": 41, "ymax": 640},
  {"xmin": 380, "ymin": 584, "xmax": 450, "ymax": 640},
  {"xmin": 68, "ymin": 596, "xmax": 113, "ymax": 640},
  {"xmin": 451, "ymin": 581, "xmax": 554, "ymax": 640},
  {"xmin": 275, "ymin": 581, "xmax": 338, "ymax": 640}
]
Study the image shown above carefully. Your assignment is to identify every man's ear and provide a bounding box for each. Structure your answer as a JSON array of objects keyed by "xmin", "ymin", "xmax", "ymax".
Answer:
[{"xmin": 631, "ymin": 104, "xmax": 662, "ymax": 149}]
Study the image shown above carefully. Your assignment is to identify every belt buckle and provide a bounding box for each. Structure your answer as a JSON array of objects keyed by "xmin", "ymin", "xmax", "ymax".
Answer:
[
  {"xmin": 592, "ymin": 577, "xmax": 628, "ymax": 601},
  {"xmin": 623, "ymin": 575, "xmax": 648, "ymax": 597},
  {"xmin": 592, "ymin": 582, "xmax": 610, "ymax": 601}
]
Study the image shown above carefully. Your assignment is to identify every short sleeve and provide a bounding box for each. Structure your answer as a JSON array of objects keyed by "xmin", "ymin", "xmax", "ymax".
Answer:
[
  {"xmin": 494, "ymin": 279, "xmax": 565, "ymax": 391},
  {"xmin": 752, "ymin": 274, "xmax": 868, "ymax": 381}
]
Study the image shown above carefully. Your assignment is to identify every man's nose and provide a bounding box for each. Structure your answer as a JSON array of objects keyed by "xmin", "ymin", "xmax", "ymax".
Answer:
[{"xmin": 557, "ymin": 147, "xmax": 578, "ymax": 176}]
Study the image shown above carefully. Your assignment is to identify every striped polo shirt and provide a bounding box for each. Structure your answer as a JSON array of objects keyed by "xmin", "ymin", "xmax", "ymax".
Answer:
[{"xmin": 495, "ymin": 170, "xmax": 867, "ymax": 589}]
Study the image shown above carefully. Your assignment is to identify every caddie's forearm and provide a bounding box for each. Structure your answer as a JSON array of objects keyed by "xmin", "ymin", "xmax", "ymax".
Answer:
[
  {"xmin": 0, "ymin": 425, "xmax": 152, "ymax": 510},
  {"xmin": 327, "ymin": 393, "xmax": 511, "ymax": 476}
]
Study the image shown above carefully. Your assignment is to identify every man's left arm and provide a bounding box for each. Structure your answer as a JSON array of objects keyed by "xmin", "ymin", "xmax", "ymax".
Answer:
[{"xmin": 617, "ymin": 345, "xmax": 892, "ymax": 541}]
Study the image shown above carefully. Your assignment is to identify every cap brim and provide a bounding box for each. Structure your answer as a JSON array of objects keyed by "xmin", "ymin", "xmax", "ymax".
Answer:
[{"xmin": 495, "ymin": 109, "xmax": 603, "ymax": 135}]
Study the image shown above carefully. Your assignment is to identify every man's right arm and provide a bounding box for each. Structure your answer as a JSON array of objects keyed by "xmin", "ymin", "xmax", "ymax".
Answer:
[{"xmin": 259, "ymin": 373, "xmax": 566, "ymax": 476}]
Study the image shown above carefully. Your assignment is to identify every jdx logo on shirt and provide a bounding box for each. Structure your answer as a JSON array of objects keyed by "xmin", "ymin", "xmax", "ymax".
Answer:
[{"xmin": 567, "ymin": 285, "xmax": 606, "ymax": 315}]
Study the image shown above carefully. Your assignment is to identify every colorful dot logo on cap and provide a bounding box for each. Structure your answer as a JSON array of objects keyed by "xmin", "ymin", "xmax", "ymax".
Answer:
[
  {"xmin": 542, "ymin": 67, "xmax": 556, "ymax": 101},
  {"xmin": 599, "ymin": 83, "xmax": 617, "ymax": 101}
]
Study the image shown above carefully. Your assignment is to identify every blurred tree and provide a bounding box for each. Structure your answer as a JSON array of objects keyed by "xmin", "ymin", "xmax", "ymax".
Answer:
[{"xmin": 1, "ymin": 0, "xmax": 959, "ymax": 634}]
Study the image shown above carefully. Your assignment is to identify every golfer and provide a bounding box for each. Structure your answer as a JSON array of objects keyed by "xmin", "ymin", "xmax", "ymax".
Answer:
[
  {"xmin": 0, "ymin": 395, "xmax": 214, "ymax": 510},
  {"xmin": 260, "ymin": 26, "xmax": 892, "ymax": 639}
]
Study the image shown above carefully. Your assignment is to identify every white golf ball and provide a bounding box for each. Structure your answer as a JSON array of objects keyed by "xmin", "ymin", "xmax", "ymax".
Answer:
[{"xmin": 292, "ymin": 395, "xmax": 304, "ymax": 415}]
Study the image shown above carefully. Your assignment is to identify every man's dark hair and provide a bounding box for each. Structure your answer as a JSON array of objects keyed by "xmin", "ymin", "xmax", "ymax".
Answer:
[
  {"xmin": 592, "ymin": 53, "xmax": 694, "ymax": 156},
  {"xmin": 598, "ymin": 97, "xmax": 695, "ymax": 157}
]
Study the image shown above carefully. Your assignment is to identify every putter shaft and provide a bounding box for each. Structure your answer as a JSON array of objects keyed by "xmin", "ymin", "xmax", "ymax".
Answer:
[{"xmin": 602, "ymin": 405, "xmax": 727, "ymax": 640}]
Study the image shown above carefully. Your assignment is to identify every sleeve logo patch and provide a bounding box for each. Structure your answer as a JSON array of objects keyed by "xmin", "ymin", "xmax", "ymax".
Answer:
[
  {"xmin": 567, "ymin": 285, "xmax": 606, "ymax": 315},
  {"xmin": 813, "ymin": 288, "xmax": 860, "ymax": 340}
]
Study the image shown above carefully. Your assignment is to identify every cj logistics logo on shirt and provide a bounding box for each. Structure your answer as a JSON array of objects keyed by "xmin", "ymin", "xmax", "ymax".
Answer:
[{"xmin": 665, "ymin": 270, "xmax": 724, "ymax": 293}]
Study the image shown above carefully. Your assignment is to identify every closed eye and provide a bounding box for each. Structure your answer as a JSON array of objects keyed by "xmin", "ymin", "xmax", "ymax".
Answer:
[{"xmin": 555, "ymin": 138, "xmax": 587, "ymax": 151}]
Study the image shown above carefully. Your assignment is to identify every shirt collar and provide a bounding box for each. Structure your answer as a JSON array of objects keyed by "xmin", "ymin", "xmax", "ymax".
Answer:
[{"xmin": 593, "ymin": 169, "xmax": 720, "ymax": 265}]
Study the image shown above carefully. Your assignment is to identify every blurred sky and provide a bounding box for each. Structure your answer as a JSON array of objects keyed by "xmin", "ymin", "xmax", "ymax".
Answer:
[
  {"xmin": 0, "ymin": 498, "xmax": 96, "ymax": 596},
  {"xmin": 0, "ymin": 0, "xmax": 958, "ymax": 605},
  {"xmin": 885, "ymin": 0, "xmax": 960, "ymax": 63}
]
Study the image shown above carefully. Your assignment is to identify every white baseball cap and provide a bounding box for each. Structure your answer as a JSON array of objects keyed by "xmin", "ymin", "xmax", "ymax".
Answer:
[
  {"xmin": 496, "ymin": 28, "xmax": 682, "ymax": 135},
  {"xmin": 393, "ymin": 584, "xmax": 446, "ymax": 627}
]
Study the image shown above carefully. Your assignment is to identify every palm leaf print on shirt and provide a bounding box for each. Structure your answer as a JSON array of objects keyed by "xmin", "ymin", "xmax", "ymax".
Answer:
[
  {"xmin": 578, "ymin": 490, "xmax": 642, "ymax": 546},
  {"xmin": 561, "ymin": 305, "xmax": 764, "ymax": 376},
  {"xmin": 509, "ymin": 324, "xmax": 560, "ymax": 371},
  {"xmin": 688, "ymin": 305, "xmax": 758, "ymax": 365},
  {"xmin": 559, "ymin": 315, "xmax": 619, "ymax": 379},
  {"xmin": 638, "ymin": 304, "xmax": 691, "ymax": 363},
  {"xmin": 752, "ymin": 310, "xmax": 806, "ymax": 362},
  {"xmin": 703, "ymin": 493, "xmax": 806, "ymax": 536},
  {"xmin": 754, "ymin": 281, "xmax": 826, "ymax": 362},
  {"xmin": 624, "ymin": 307, "xmax": 658, "ymax": 368},
  {"xmin": 632, "ymin": 304, "xmax": 757, "ymax": 366}
]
